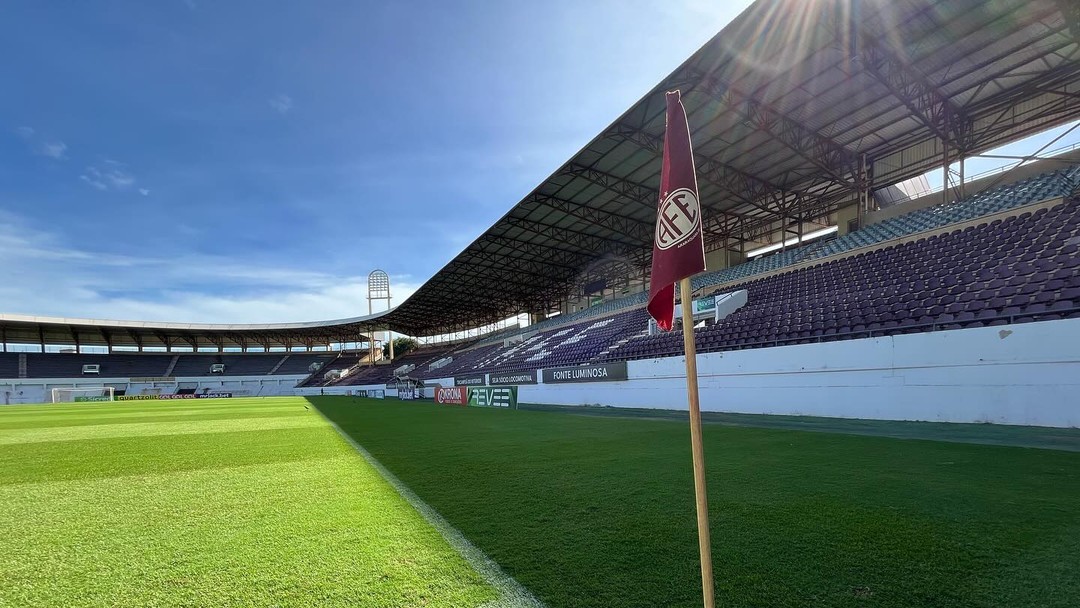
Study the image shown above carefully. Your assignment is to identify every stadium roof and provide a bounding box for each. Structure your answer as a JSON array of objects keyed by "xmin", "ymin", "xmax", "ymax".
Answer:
[
  {"xmin": 374, "ymin": 0, "xmax": 1080, "ymax": 336},
  {"xmin": 0, "ymin": 313, "xmax": 374, "ymax": 351},
  {"xmin": 5, "ymin": 0, "xmax": 1080, "ymax": 345}
]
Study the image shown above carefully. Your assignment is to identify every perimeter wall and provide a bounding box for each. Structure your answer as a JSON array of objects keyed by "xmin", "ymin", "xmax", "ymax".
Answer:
[{"xmin": 1, "ymin": 375, "xmax": 305, "ymax": 405}]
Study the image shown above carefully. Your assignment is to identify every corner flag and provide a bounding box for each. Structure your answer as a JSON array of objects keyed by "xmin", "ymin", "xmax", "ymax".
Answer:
[
  {"xmin": 647, "ymin": 90, "xmax": 706, "ymax": 331},
  {"xmin": 647, "ymin": 90, "xmax": 716, "ymax": 608}
]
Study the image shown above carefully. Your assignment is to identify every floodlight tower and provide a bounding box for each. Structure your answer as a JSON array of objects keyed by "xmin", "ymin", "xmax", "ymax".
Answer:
[{"xmin": 367, "ymin": 270, "xmax": 392, "ymax": 363}]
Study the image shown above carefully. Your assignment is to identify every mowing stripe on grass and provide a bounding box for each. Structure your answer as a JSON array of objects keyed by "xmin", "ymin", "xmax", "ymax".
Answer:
[
  {"xmin": 0, "ymin": 397, "xmax": 500, "ymax": 607},
  {"xmin": 0, "ymin": 415, "xmax": 322, "ymax": 445},
  {"xmin": 315, "ymin": 408, "xmax": 544, "ymax": 608}
]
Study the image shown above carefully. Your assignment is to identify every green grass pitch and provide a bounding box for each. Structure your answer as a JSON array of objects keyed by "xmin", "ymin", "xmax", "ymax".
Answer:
[
  {"xmin": 3, "ymin": 395, "xmax": 1079, "ymax": 607},
  {"xmin": 315, "ymin": 397, "xmax": 1080, "ymax": 608},
  {"xmin": 0, "ymin": 397, "xmax": 497, "ymax": 607}
]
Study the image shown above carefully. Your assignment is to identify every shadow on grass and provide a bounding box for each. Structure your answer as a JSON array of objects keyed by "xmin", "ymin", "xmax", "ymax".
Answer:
[
  {"xmin": 312, "ymin": 396, "xmax": 1080, "ymax": 608},
  {"xmin": 517, "ymin": 403, "xmax": 1080, "ymax": 452}
]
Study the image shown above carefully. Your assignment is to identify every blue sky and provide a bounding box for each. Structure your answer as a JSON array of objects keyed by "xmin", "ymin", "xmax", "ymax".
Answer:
[
  {"xmin": 2, "ymin": 1, "xmax": 1077, "ymax": 324},
  {"xmin": 0, "ymin": 0, "xmax": 753, "ymax": 322}
]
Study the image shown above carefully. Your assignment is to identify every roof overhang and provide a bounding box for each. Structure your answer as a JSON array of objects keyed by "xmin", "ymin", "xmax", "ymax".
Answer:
[
  {"xmin": 0, "ymin": 313, "xmax": 378, "ymax": 350},
  {"xmin": 373, "ymin": 0, "xmax": 1080, "ymax": 335}
]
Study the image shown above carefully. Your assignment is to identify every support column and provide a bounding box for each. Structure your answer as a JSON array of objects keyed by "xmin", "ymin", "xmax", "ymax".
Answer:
[
  {"xmin": 856, "ymin": 153, "xmax": 871, "ymax": 230},
  {"xmin": 959, "ymin": 157, "xmax": 965, "ymax": 200},
  {"xmin": 942, "ymin": 141, "xmax": 950, "ymax": 206},
  {"xmin": 780, "ymin": 200, "xmax": 787, "ymax": 254},
  {"xmin": 797, "ymin": 195, "xmax": 804, "ymax": 245}
]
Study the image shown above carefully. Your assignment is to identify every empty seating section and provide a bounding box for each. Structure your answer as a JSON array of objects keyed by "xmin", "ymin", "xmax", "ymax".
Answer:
[
  {"xmin": 301, "ymin": 354, "xmax": 367, "ymax": 386},
  {"xmin": 806, "ymin": 167, "xmax": 1080, "ymax": 261},
  {"xmin": 421, "ymin": 342, "xmax": 505, "ymax": 378},
  {"xmin": 82, "ymin": 354, "xmax": 171, "ymax": 376},
  {"xmin": 692, "ymin": 166, "xmax": 1080, "ymax": 290},
  {"xmin": 0, "ymin": 354, "xmax": 20, "ymax": 378},
  {"xmin": 515, "ymin": 292, "xmax": 650, "ymax": 339},
  {"xmin": 324, "ymin": 343, "xmax": 460, "ymax": 387},
  {"xmin": 274, "ymin": 354, "xmax": 337, "ymax": 375},
  {"xmin": 169, "ymin": 355, "xmax": 282, "ymax": 377},
  {"xmin": 458, "ymin": 311, "xmax": 650, "ymax": 373},
  {"xmin": 0, "ymin": 352, "xmax": 336, "ymax": 379},
  {"xmin": 20, "ymin": 353, "xmax": 170, "ymax": 378},
  {"xmin": 608, "ymin": 202, "xmax": 1080, "ymax": 361}
]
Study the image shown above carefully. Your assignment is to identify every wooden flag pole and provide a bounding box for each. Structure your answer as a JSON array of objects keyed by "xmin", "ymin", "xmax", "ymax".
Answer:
[{"xmin": 679, "ymin": 276, "xmax": 715, "ymax": 608}]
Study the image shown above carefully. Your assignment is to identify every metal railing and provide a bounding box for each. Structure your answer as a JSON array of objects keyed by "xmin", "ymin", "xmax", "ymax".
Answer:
[
  {"xmin": 907, "ymin": 142, "xmax": 1080, "ymax": 200},
  {"xmin": 604, "ymin": 306, "xmax": 1080, "ymax": 363}
]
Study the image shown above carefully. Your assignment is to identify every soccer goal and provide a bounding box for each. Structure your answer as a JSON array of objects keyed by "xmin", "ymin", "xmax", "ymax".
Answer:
[{"xmin": 50, "ymin": 387, "xmax": 115, "ymax": 403}]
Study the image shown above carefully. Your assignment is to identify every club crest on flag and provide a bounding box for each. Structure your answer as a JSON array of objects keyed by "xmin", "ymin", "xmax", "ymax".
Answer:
[
  {"xmin": 646, "ymin": 90, "xmax": 706, "ymax": 332},
  {"xmin": 655, "ymin": 187, "xmax": 701, "ymax": 250}
]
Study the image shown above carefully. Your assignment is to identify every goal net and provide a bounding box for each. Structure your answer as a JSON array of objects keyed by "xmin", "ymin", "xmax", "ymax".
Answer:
[{"xmin": 50, "ymin": 387, "xmax": 115, "ymax": 403}]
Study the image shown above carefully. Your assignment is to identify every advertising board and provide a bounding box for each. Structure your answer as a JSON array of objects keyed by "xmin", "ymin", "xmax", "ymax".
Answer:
[
  {"xmin": 467, "ymin": 386, "xmax": 517, "ymax": 408},
  {"xmin": 434, "ymin": 385, "xmax": 469, "ymax": 405},
  {"xmin": 114, "ymin": 393, "xmax": 233, "ymax": 401}
]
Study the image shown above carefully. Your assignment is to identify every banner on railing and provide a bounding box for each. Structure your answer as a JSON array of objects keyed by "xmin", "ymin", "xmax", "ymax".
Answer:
[
  {"xmin": 488, "ymin": 370, "xmax": 537, "ymax": 385},
  {"xmin": 673, "ymin": 295, "xmax": 718, "ymax": 319},
  {"xmin": 454, "ymin": 374, "xmax": 486, "ymax": 386},
  {"xmin": 542, "ymin": 361, "xmax": 628, "ymax": 384}
]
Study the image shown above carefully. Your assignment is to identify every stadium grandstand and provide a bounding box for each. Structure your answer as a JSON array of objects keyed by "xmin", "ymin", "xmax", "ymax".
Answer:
[
  {"xmin": 4, "ymin": 0, "xmax": 1080, "ymax": 426},
  {"xmin": 0, "ymin": 316, "xmax": 374, "ymax": 402}
]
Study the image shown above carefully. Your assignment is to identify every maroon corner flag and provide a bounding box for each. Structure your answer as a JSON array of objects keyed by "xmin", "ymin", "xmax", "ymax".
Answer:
[
  {"xmin": 647, "ymin": 90, "xmax": 706, "ymax": 331},
  {"xmin": 648, "ymin": 90, "xmax": 716, "ymax": 608}
]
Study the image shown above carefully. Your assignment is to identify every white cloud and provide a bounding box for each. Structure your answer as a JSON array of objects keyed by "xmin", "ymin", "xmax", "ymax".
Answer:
[
  {"xmin": 0, "ymin": 210, "xmax": 420, "ymax": 325},
  {"xmin": 39, "ymin": 141, "xmax": 67, "ymax": 159},
  {"xmin": 80, "ymin": 162, "xmax": 138, "ymax": 192},
  {"xmin": 14, "ymin": 126, "xmax": 67, "ymax": 160},
  {"xmin": 79, "ymin": 175, "xmax": 107, "ymax": 190},
  {"xmin": 139, "ymin": 188, "xmax": 150, "ymax": 196},
  {"xmin": 269, "ymin": 94, "xmax": 293, "ymax": 115}
]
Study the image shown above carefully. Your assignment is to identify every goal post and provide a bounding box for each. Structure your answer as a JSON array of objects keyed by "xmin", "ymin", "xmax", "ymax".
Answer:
[{"xmin": 50, "ymin": 387, "xmax": 115, "ymax": 403}]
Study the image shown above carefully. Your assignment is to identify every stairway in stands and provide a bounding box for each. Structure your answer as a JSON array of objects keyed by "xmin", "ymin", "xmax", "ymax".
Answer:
[
  {"xmin": 268, "ymin": 355, "xmax": 289, "ymax": 375},
  {"xmin": 163, "ymin": 355, "xmax": 180, "ymax": 377}
]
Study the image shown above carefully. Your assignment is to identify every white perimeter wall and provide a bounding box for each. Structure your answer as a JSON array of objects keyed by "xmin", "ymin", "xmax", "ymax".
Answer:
[
  {"xmin": 0, "ymin": 375, "xmax": 306, "ymax": 405},
  {"xmin": 518, "ymin": 318, "xmax": 1080, "ymax": 428}
]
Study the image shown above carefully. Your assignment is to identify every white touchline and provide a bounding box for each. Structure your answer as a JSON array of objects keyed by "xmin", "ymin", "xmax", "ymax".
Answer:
[{"xmin": 316, "ymin": 411, "xmax": 545, "ymax": 608}]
